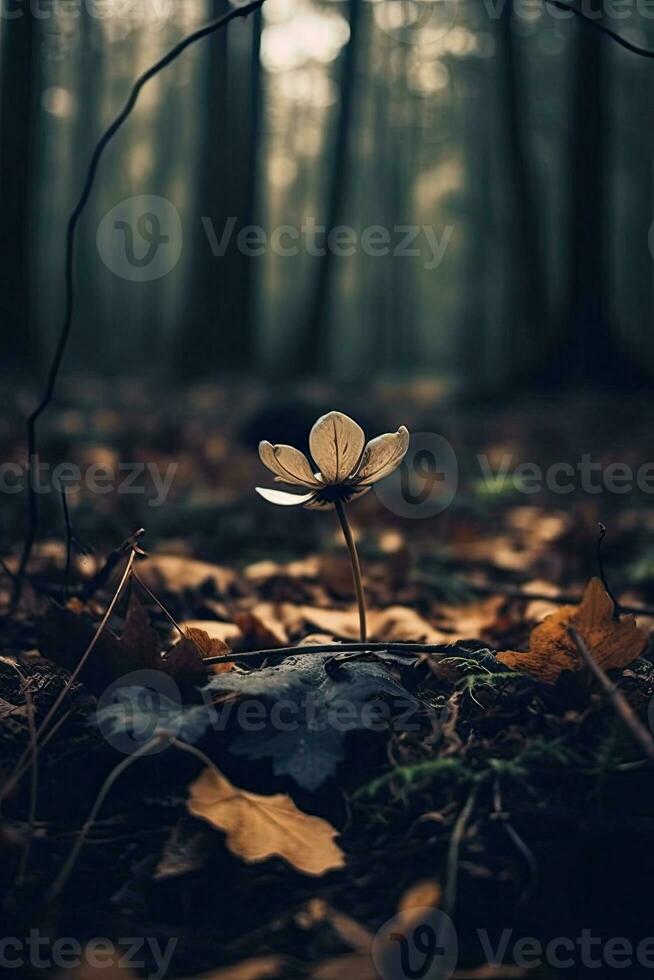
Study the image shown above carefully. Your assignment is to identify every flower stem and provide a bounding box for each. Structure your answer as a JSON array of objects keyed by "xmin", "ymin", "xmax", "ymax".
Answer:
[{"xmin": 334, "ymin": 500, "xmax": 367, "ymax": 642}]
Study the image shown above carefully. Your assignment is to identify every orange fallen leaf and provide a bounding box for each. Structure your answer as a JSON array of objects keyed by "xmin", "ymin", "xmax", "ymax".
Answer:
[
  {"xmin": 181, "ymin": 619, "xmax": 243, "ymax": 646},
  {"xmin": 497, "ymin": 577, "xmax": 647, "ymax": 683},
  {"xmin": 187, "ymin": 766, "xmax": 345, "ymax": 876},
  {"xmin": 397, "ymin": 879, "xmax": 442, "ymax": 913},
  {"xmin": 235, "ymin": 603, "xmax": 291, "ymax": 647},
  {"xmin": 188, "ymin": 957, "xmax": 286, "ymax": 980}
]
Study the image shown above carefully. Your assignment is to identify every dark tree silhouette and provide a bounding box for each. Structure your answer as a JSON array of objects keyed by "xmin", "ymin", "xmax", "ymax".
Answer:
[
  {"xmin": 0, "ymin": 9, "xmax": 37, "ymax": 374},
  {"xmin": 295, "ymin": 0, "xmax": 363, "ymax": 374},
  {"xmin": 180, "ymin": 2, "xmax": 262, "ymax": 376},
  {"xmin": 495, "ymin": 0, "xmax": 548, "ymax": 378}
]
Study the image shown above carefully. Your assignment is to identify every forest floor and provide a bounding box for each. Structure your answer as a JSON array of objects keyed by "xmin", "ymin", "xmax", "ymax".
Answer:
[{"xmin": 2, "ymin": 378, "xmax": 654, "ymax": 979}]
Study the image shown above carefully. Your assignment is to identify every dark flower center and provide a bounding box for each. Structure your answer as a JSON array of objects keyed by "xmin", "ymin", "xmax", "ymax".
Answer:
[{"xmin": 314, "ymin": 483, "xmax": 357, "ymax": 504}]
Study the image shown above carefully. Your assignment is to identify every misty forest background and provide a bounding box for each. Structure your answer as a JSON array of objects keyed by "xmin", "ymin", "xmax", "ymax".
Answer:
[{"xmin": 1, "ymin": 0, "xmax": 653, "ymax": 391}]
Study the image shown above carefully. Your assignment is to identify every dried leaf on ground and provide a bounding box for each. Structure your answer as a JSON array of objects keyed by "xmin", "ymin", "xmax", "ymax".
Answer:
[
  {"xmin": 181, "ymin": 619, "xmax": 243, "ymax": 646},
  {"xmin": 187, "ymin": 765, "xmax": 346, "ymax": 875},
  {"xmin": 436, "ymin": 595, "xmax": 506, "ymax": 640},
  {"xmin": 311, "ymin": 954, "xmax": 376, "ymax": 980},
  {"xmin": 497, "ymin": 577, "xmax": 647, "ymax": 683},
  {"xmin": 55, "ymin": 954, "xmax": 137, "ymax": 979},
  {"xmin": 296, "ymin": 898, "xmax": 373, "ymax": 952},
  {"xmin": 187, "ymin": 959, "xmax": 286, "ymax": 980},
  {"xmin": 37, "ymin": 598, "xmax": 161, "ymax": 695},
  {"xmin": 165, "ymin": 625, "xmax": 235, "ymax": 684},
  {"xmin": 397, "ymin": 879, "xmax": 442, "ymax": 913},
  {"xmin": 141, "ymin": 554, "xmax": 237, "ymax": 596},
  {"xmin": 235, "ymin": 602, "xmax": 291, "ymax": 647},
  {"xmin": 210, "ymin": 653, "xmax": 421, "ymax": 790}
]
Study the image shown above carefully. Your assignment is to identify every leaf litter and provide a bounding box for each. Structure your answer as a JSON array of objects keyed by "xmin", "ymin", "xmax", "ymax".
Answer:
[{"xmin": 3, "ymin": 458, "xmax": 654, "ymax": 976}]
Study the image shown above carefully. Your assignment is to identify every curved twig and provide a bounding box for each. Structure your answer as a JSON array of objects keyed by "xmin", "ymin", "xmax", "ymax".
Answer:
[
  {"xmin": 544, "ymin": 0, "xmax": 654, "ymax": 57},
  {"xmin": 204, "ymin": 640, "xmax": 463, "ymax": 665},
  {"xmin": 15, "ymin": 0, "xmax": 266, "ymax": 601}
]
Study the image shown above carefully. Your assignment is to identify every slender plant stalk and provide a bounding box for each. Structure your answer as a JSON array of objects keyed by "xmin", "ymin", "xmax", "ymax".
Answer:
[
  {"xmin": 48, "ymin": 733, "xmax": 169, "ymax": 899},
  {"xmin": 49, "ymin": 735, "xmax": 218, "ymax": 899},
  {"xmin": 132, "ymin": 569, "xmax": 185, "ymax": 637},
  {"xmin": 1, "ymin": 550, "xmax": 136, "ymax": 805},
  {"xmin": 334, "ymin": 500, "xmax": 367, "ymax": 642},
  {"xmin": 569, "ymin": 626, "xmax": 654, "ymax": 761}
]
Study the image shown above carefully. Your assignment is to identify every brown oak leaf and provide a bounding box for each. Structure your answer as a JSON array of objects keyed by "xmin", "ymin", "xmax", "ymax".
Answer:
[
  {"xmin": 497, "ymin": 577, "xmax": 647, "ymax": 683},
  {"xmin": 187, "ymin": 766, "xmax": 345, "ymax": 876}
]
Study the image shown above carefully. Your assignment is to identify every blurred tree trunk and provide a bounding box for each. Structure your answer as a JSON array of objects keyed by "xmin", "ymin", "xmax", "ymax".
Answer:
[
  {"xmin": 494, "ymin": 0, "xmax": 547, "ymax": 379},
  {"xmin": 560, "ymin": 5, "xmax": 648, "ymax": 383},
  {"xmin": 179, "ymin": 2, "xmax": 261, "ymax": 377},
  {"xmin": 565, "ymin": 6, "xmax": 611, "ymax": 378},
  {"xmin": 0, "ymin": 10, "xmax": 37, "ymax": 374},
  {"xmin": 533, "ymin": 3, "xmax": 649, "ymax": 385},
  {"xmin": 73, "ymin": 7, "xmax": 103, "ymax": 371},
  {"xmin": 459, "ymin": 74, "xmax": 490, "ymax": 390},
  {"xmin": 294, "ymin": 0, "xmax": 363, "ymax": 374}
]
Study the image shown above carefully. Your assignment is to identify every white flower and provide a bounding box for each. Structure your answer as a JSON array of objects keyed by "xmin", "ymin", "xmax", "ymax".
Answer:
[{"xmin": 255, "ymin": 411, "xmax": 410, "ymax": 510}]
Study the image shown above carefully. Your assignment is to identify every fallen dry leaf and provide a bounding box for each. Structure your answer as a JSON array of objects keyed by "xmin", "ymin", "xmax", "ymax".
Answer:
[
  {"xmin": 311, "ymin": 954, "xmax": 376, "ymax": 980},
  {"xmin": 184, "ymin": 957, "xmax": 286, "ymax": 980},
  {"xmin": 497, "ymin": 577, "xmax": 647, "ymax": 683},
  {"xmin": 187, "ymin": 766, "xmax": 346, "ymax": 876},
  {"xmin": 181, "ymin": 619, "xmax": 243, "ymax": 646},
  {"xmin": 437, "ymin": 595, "xmax": 506, "ymax": 640},
  {"xmin": 296, "ymin": 898, "xmax": 373, "ymax": 952},
  {"xmin": 291, "ymin": 604, "xmax": 449, "ymax": 643},
  {"xmin": 235, "ymin": 602, "xmax": 291, "ymax": 647},
  {"xmin": 369, "ymin": 606, "xmax": 450, "ymax": 643},
  {"xmin": 173, "ymin": 626, "xmax": 233, "ymax": 675},
  {"xmin": 37, "ymin": 597, "xmax": 161, "ymax": 695},
  {"xmin": 141, "ymin": 555, "xmax": 237, "ymax": 595},
  {"xmin": 55, "ymin": 953, "xmax": 136, "ymax": 979},
  {"xmin": 397, "ymin": 879, "xmax": 442, "ymax": 913}
]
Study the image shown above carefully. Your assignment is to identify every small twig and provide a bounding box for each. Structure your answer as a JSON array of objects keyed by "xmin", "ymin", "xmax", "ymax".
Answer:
[
  {"xmin": 1, "ymin": 549, "xmax": 137, "ymax": 804},
  {"xmin": 48, "ymin": 734, "xmax": 216, "ymax": 900},
  {"xmin": 0, "ymin": 557, "xmax": 16, "ymax": 583},
  {"xmin": 80, "ymin": 528, "xmax": 145, "ymax": 602},
  {"xmin": 4, "ymin": 664, "xmax": 39, "ymax": 888},
  {"xmin": 204, "ymin": 640, "xmax": 458, "ymax": 666},
  {"xmin": 543, "ymin": 0, "xmax": 654, "ymax": 57},
  {"xmin": 569, "ymin": 626, "xmax": 654, "ymax": 762},
  {"xmin": 132, "ymin": 569, "xmax": 185, "ymax": 638},
  {"xmin": 492, "ymin": 780, "xmax": 538, "ymax": 905},
  {"xmin": 444, "ymin": 786, "xmax": 478, "ymax": 917},
  {"xmin": 334, "ymin": 501, "xmax": 367, "ymax": 642},
  {"xmin": 597, "ymin": 523, "xmax": 620, "ymax": 618},
  {"xmin": 48, "ymin": 733, "xmax": 169, "ymax": 900},
  {"xmin": 61, "ymin": 488, "xmax": 72, "ymax": 604}
]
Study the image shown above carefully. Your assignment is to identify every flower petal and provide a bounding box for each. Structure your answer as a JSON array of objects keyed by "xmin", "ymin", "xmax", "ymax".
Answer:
[
  {"xmin": 255, "ymin": 487, "xmax": 316, "ymax": 506},
  {"xmin": 309, "ymin": 412, "xmax": 365, "ymax": 484},
  {"xmin": 355, "ymin": 426, "xmax": 410, "ymax": 485},
  {"xmin": 258, "ymin": 442, "xmax": 321, "ymax": 488}
]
